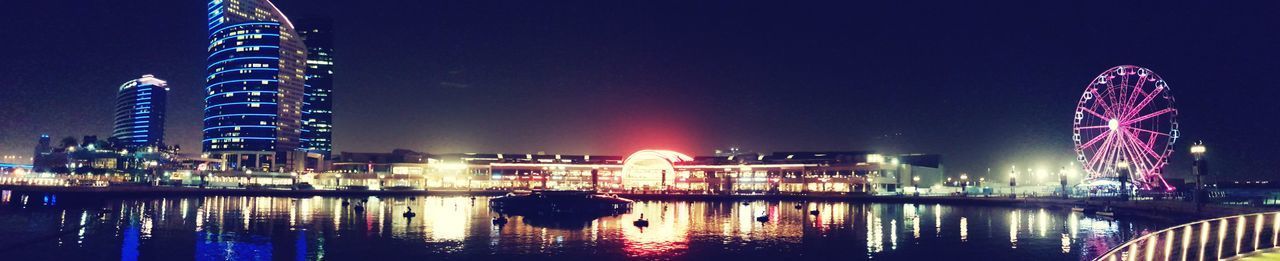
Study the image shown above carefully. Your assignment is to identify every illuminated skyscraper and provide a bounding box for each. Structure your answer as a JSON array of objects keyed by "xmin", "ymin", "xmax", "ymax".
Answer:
[
  {"xmin": 112, "ymin": 75, "xmax": 169, "ymax": 149},
  {"xmin": 297, "ymin": 18, "xmax": 334, "ymax": 158},
  {"xmin": 205, "ymin": 0, "xmax": 306, "ymax": 171}
]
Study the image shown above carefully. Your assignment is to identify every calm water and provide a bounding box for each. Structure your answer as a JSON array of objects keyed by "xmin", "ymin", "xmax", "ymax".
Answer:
[{"xmin": 0, "ymin": 191, "xmax": 1172, "ymax": 260}]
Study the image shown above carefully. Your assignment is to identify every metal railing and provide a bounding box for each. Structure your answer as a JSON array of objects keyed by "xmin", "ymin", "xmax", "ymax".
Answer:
[{"xmin": 1093, "ymin": 211, "xmax": 1280, "ymax": 261}]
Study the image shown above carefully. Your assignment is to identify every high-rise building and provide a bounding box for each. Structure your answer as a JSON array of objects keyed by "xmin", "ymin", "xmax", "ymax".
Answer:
[
  {"xmin": 33, "ymin": 134, "xmax": 51, "ymax": 159},
  {"xmin": 112, "ymin": 75, "xmax": 169, "ymax": 149},
  {"xmin": 297, "ymin": 18, "xmax": 334, "ymax": 158},
  {"xmin": 32, "ymin": 134, "xmax": 59, "ymax": 173},
  {"xmin": 205, "ymin": 0, "xmax": 307, "ymax": 171}
]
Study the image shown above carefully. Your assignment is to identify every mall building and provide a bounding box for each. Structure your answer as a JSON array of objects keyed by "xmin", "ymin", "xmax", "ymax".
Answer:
[{"xmin": 310, "ymin": 149, "xmax": 943, "ymax": 194}]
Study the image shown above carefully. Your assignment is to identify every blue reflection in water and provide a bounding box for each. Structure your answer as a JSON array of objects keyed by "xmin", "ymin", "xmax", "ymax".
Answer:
[
  {"xmin": 295, "ymin": 230, "xmax": 306, "ymax": 261},
  {"xmin": 122, "ymin": 215, "xmax": 139, "ymax": 261},
  {"xmin": 196, "ymin": 231, "xmax": 272, "ymax": 260}
]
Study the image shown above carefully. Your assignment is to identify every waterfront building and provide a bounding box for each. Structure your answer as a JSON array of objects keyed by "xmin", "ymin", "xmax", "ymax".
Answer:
[
  {"xmin": 298, "ymin": 150, "xmax": 940, "ymax": 194},
  {"xmin": 204, "ymin": 0, "xmax": 308, "ymax": 171},
  {"xmin": 28, "ymin": 134, "xmax": 176, "ymax": 180},
  {"xmin": 112, "ymin": 75, "xmax": 169, "ymax": 149},
  {"xmin": 296, "ymin": 18, "xmax": 335, "ymax": 160}
]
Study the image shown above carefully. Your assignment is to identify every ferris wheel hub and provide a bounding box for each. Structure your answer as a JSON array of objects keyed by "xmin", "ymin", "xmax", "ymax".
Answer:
[{"xmin": 1108, "ymin": 118, "xmax": 1119, "ymax": 131}]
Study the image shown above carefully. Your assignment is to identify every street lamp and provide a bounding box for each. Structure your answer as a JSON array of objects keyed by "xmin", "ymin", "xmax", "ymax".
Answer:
[
  {"xmin": 1009, "ymin": 167, "xmax": 1018, "ymax": 199},
  {"xmin": 1191, "ymin": 141, "xmax": 1208, "ymax": 212},
  {"xmin": 912, "ymin": 176, "xmax": 920, "ymax": 196},
  {"xmin": 1116, "ymin": 156, "xmax": 1131, "ymax": 201},
  {"xmin": 1059, "ymin": 167, "xmax": 1069, "ymax": 199}
]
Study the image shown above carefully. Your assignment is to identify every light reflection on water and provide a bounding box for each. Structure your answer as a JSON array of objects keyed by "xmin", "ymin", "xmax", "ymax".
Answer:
[{"xmin": 0, "ymin": 193, "xmax": 1169, "ymax": 260}]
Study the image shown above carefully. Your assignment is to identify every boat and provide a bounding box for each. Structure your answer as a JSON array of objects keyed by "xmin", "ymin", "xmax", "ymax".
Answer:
[
  {"xmin": 756, "ymin": 214, "xmax": 770, "ymax": 223},
  {"xmin": 633, "ymin": 214, "xmax": 650, "ymax": 227},
  {"xmin": 809, "ymin": 210, "xmax": 820, "ymax": 215},
  {"xmin": 489, "ymin": 190, "xmax": 633, "ymax": 216},
  {"xmin": 492, "ymin": 216, "xmax": 508, "ymax": 225},
  {"xmin": 403, "ymin": 207, "xmax": 417, "ymax": 218},
  {"xmin": 1071, "ymin": 207, "xmax": 1085, "ymax": 212},
  {"xmin": 1096, "ymin": 207, "xmax": 1116, "ymax": 217}
]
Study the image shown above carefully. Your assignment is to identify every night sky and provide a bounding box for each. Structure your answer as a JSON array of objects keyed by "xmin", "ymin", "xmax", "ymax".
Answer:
[{"xmin": 1, "ymin": 1, "xmax": 1277, "ymax": 181}]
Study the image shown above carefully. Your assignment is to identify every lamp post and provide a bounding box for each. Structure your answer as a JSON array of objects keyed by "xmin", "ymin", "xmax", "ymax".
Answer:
[
  {"xmin": 1009, "ymin": 168, "xmax": 1018, "ymax": 199},
  {"xmin": 979, "ymin": 177, "xmax": 985, "ymax": 196},
  {"xmin": 1116, "ymin": 156, "xmax": 1130, "ymax": 201},
  {"xmin": 1191, "ymin": 141, "xmax": 1207, "ymax": 213},
  {"xmin": 912, "ymin": 176, "xmax": 920, "ymax": 196},
  {"xmin": 1059, "ymin": 167, "xmax": 1069, "ymax": 199},
  {"xmin": 947, "ymin": 177, "xmax": 953, "ymax": 195}
]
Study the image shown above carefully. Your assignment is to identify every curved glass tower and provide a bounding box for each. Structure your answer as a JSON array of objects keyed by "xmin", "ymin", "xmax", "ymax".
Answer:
[
  {"xmin": 205, "ymin": 0, "xmax": 306, "ymax": 171},
  {"xmin": 112, "ymin": 75, "xmax": 169, "ymax": 149}
]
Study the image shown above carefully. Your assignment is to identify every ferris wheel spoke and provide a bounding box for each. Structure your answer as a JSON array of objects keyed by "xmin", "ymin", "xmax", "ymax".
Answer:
[
  {"xmin": 1101, "ymin": 132, "xmax": 1123, "ymax": 173},
  {"xmin": 1101, "ymin": 83, "xmax": 1123, "ymax": 117},
  {"xmin": 1074, "ymin": 125, "xmax": 1111, "ymax": 131},
  {"xmin": 1115, "ymin": 132, "xmax": 1152, "ymax": 183},
  {"xmin": 1080, "ymin": 107, "xmax": 1108, "ymax": 121},
  {"xmin": 1122, "ymin": 85, "xmax": 1164, "ymax": 121},
  {"xmin": 1124, "ymin": 128, "xmax": 1164, "ymax": 159},
  {"xmin": 1088, "ymin": 89, "xmax": 1115, "ymax": 118},
  {"xmin": 1122, "ymin": 108, "xmax": 1174, "ymax": 125},
  {"xmin": 1120, "ymin": 136, "xmax": 1152, "ymax": 176},
  {"xmin": 1125, "ymin": 81, "xmax": 1146, "ymax": 113},
  {"xmin": 1088, "ymin": 132, "xmax": 1116, "ymax": 169},
  {"xmin": 1127, "ymin": 127, "xmax": 1170, "ymax": 137},
  {"xmin": 1080, "ymin": 130, "xmax": 1109, "ymax": 149}
]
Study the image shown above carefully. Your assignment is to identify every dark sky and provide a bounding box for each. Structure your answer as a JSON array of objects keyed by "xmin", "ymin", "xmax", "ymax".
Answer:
[{"xmin": 2, "ymin": 1, "xmax": 1278, "ymax": 181}]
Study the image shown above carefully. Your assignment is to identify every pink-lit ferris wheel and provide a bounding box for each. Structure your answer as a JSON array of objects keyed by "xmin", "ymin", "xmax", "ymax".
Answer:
[{"xmin": 1073, "ymin": 65, "xmax": 1179, "ymax": 190}]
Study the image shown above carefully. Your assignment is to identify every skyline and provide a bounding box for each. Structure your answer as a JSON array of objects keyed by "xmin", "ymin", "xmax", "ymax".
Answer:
[{"xmin": 2, "ymin": 1, "xmax": 1279, "ymax": 180}]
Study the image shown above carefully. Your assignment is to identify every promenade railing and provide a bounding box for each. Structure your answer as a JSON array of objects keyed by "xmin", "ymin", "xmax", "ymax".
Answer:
[{"xmin": 1093, "ymin": 211, "xmax": 1280, "ymax": 261}]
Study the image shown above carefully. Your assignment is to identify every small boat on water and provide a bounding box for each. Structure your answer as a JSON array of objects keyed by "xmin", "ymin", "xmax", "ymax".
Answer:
[
  {"xmin": 403, "ymin": 207, "xmax": 417, "ymax": 218},
  {"xmin": 633, "ymin": 214, "xmax": 650, "ymax": 227},
  {"xmin": 1096, "ymin": 207, "xmax": 1116, "ymax": 217},
  {"xmin": 492, "ymin": 215, "xmax": 508, "ymax": 225},
  {"xmin": 489, "ymin": 190, "xmax": 633, "ymax": 216},
  {"xmin": 756, "ymin": 212, "xmax": 770, "ymax": 223}
]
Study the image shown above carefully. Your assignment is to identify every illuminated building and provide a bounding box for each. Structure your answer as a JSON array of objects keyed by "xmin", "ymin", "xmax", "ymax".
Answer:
[
  {"xmin": 204, "ymin": 0, "xmax": 308, "ymax": 171},
  {"xmin": 112, "ymin": 75, "xmax": 169, "ymax": 149},
  {"xmin": 312, "ymin": 150, "xmax": 940, "ymax": 194},
  {"xmin": 297, "ymin": 18, "xmax": 334, "ymax": 159}
]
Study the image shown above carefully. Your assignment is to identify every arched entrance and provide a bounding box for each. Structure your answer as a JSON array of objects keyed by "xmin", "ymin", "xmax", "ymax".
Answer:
[{"xmin": 621, "ymin": 150, "xmax": 693, "ymax": 191}]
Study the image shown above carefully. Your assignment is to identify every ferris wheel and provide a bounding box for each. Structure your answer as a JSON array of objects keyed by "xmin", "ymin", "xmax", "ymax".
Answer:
[{"xmin": 1073, "ymin": 65, "xmax": 1179, "ymax": 190}]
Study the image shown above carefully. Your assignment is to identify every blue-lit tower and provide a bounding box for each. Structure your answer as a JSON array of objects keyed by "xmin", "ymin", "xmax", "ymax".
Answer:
[
  {"xmin": 112, "ymin": 75, "xmax": 169, "ymax": 149},
  {"xmin": 297, "ymin": 18, "xmax": 334, "ymax": 158},
  {"xmin": 205, "ymin": 0, "xmax": 307, "ymax": 171}
]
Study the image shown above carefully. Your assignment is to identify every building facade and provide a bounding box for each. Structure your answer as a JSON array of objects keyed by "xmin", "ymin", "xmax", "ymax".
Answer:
[
  {"xmin": 204, "ymin": 0, "xmax": 307, "ymax": 171},
  {"xmin": 297, "ymin": 18, "xmax": 335, "ymax": 158},
  {"xmin": 112, "ymin": 75, "xmax": 169, "ymax": 149},
  {"xmin": 301, "ymin": 150, "xmax": 937, "ymax": 194}
]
